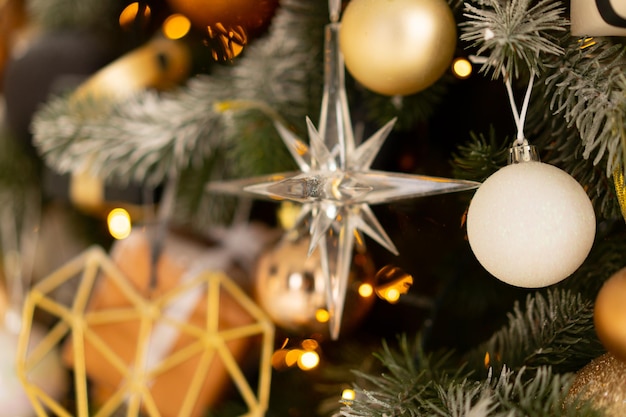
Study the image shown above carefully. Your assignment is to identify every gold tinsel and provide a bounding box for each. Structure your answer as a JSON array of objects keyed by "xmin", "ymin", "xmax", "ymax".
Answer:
[
  {"xmin": 613, "ymin": 168, "xmax": 626, "ymax": 221},
  {"xmin": 566, "ymin": 352, "xmax": 626, "ymax": 417}
]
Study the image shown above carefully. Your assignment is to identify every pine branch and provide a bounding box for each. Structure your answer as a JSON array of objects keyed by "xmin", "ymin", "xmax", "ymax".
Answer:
[
  {"xmin": 450, "ymin": 127, "xmax": 510, "ymax": 182},
  {"xmin": 31, "ymin": 0, "xmax": 328, "ymax": 187},
  {"xmin": 461, "ymin": 0, "xmax": 567, "ymax": 79},
  {"xmin": 339, "ymin": 335, "xmax": 467, "ymax": 417},
  {"xmin": 543, "ymin": 36, "xmax": 626, "ymax": 179},
  {"xmin": 425, "ymin": 366, "xmax": 602, "ymax": 417},
  {"xmin": 464, "ymin": 289, "xmax": 605, "ymax": 377},
  {"xmin": 339, "ymin": 334, "xmax": 604, "ymax": 417},
  {"xmin": 528, "ymin": 82, "xmax": 621, "ymax": 220},
  {"xmin": 355, "ymin": 74, "xmax": 453, "ymax": 132}
]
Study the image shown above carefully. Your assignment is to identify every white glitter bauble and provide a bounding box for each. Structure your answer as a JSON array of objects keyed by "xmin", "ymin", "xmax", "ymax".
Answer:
[{"xmin": 466, "ymin": 161, "xmax": 596, "ymax": 288}]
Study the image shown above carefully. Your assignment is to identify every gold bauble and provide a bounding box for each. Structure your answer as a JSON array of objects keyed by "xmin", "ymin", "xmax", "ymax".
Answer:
[
  {"xmin": 339, "ymin": 0, "xmax": 457, "ymax": 96},
  {"xmin": 374, "ymin": 264, "xmax": 413, "ymax": 304},
  {"xmin": 566, "ymin": 353, "xmax": 626, "ymax": 417},
  {"xmin": 594, "ymin": 267, "xmax": 626, "ymax": 362},
  {"xmin": 254, "ymin": 236, "xmax": 376, "ymax": 336},
  {"xmin": 166, "ymin": 0, "xmax": 278, "ymax": 34},
  {"xmin": 72, "ymin": 37, "xmax": 191, "ymax": 102}
]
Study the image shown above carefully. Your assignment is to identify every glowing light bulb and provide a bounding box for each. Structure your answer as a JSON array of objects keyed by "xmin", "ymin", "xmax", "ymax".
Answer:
[
  {"xmin": 383, "ymin": 288, "xmax": 400, "ymax": 303},
  {"xmin": 107, "ymin": 208, "xmax": 132, "ymax": 240},
  {"xmin": 358, "ymin": 283, "xmax": 373, "ymax": 297},
  {"xmin": 163, "ymin": 14, "xmax": 191, "ymax": 40},
  {"xmin": 285, "ymin": 349, "xmax": 302, "ymax": 367},
  {"xmin": 315, "ymin": 309, "xmax": 330, "ymax": 323},
  {"xmin": 452, "ymin": 57, "xmax": 472, "ymax": 79},
  {"xmin": 297, "ymin": 351, "xmax": 320, "ymax": 370},
  {"xmin": 341, "ymin": 389, "xmax": 356, "ymax": 403}
]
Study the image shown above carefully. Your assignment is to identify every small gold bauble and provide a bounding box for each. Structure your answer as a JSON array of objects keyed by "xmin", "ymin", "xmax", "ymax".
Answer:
[
  {"xmin": 594, "ymin": 267, "xmax": 626, "ymax": 361},
  {"xmin": 566, "ymin": 353, "xmax": 626, "ymax": 417},
  {"xmin": 254, "ymin": 236, "xmax": 376, "ymax": 336},
  {"xmin": 339, "ymin": 0, "xmax": 457, "ymax": 96},
  {"xmin": 374, "ymin": 264, "xmax": 413, "ymax": 303}
]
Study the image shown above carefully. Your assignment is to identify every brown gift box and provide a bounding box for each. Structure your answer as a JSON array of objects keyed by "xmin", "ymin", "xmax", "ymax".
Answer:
[{"xmin": 62, "ymin": 229, "xmax": 258, "ymax": 417}]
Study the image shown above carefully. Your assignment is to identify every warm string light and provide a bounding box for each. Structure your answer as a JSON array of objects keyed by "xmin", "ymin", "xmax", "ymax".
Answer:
[
  {"xmin": 315, "ymin": 309, "xmax": 330, "ymax": 323},
  {"xmin": 341, "ymin": 388, "xmax": 356, "ymax": 404},
  {"xmin": 271, "ymin": 338, "xmax": 321, "ymax": 371},
  {"xmin": 107, "ymin": 208, "xmax": 132, "ymax": 240},
  {"xmin": 162, "ymin": 14, "xmax": 191, "ymax": 39},
  {"xmin": 451, "ymin": 57, "xmax": 472, "ymax": 79}
]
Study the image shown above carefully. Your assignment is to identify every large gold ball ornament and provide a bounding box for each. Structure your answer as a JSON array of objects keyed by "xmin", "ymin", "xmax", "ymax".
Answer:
[
  {"xmin": 339, "ymin": 0, "xmax": 457, "ymax": 96},
  {"xmin": 166, "ymin": 0, "xmax": 278, "ymax": 34},
  {"xmin": 594, "ymin": 267, "xmax": 626, "ymax": 361},
  {"xmin": 566, "ymin": 353, "xmax": 626, "ymax": 417},
  {"xmin": 254, "ymin": 236, "xmax": 376, "ymax": 336}
]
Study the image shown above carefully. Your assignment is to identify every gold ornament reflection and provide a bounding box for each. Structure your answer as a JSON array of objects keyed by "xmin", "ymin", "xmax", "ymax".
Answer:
[
  {"xmin": 205, "ymin": 23, "xmax": 247, "ymax": 61},
  {"xmin": 255, "ymin": 236, "xmax": 376, "ymax": 335},
  {"xmin": 374, "ymin": 265, "xmax": 413, "ymax": 304}
]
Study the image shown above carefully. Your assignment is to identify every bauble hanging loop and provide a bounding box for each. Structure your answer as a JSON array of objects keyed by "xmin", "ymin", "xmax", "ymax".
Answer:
[{"xmin": 508, "ymin": 141, "xmax": 540, "ymax": 164}]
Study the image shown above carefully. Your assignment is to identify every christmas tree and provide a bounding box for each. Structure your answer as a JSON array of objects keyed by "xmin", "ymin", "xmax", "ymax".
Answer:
[{"xmin": 1, "ymin": 0, "xmax": 626, "ymax": 416}]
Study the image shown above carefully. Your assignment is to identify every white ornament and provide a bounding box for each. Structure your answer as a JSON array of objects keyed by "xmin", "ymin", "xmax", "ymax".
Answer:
[{"xmin": 466, "ymin": 160, "xmax": 596, "ymax": 288}]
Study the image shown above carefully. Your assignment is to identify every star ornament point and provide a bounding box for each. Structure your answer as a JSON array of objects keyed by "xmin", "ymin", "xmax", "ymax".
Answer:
[{"xmin": 226, "ymin": 117, "xmax": 479, "ymax": 339}]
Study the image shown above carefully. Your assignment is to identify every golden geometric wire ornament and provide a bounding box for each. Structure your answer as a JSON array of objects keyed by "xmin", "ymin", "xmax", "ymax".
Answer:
[{"xmin": 16, "ymin": 245, "xmax": 275, "ymax": 417}]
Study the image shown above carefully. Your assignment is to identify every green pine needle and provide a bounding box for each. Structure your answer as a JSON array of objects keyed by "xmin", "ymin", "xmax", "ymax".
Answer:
[{"xmin": 461, "ymin": 0, "xmax": 567, "ymax": 79}]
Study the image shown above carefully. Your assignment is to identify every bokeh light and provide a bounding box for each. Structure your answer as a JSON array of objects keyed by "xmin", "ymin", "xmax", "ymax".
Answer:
[
  {"xmin": 119, "ymin": 2, "xmax": 151, "ymax": 30},
  {"xmin": 107, "ymin": 208, "xmax": 132, "ymax": 240},
  {"xmin": 301, "ymin": 339, "xmax": 319, "ymax": 351},
  {"xmin": 315, "ymin": 308, "xmax": 330, "ymax": 323},
  {"xmin": 358, "ymin": 282, "xmax": 373, "ymax": 297},
  {"xmin": 297, "ymin": 351, "xmax": 320, "ymax": 370},
  {"xmin": 162, "ymin": 14, "xmax": 191, "ymax": 40},
  {"xmin": 452, "ymin": 57, "xmax": 472, "ymax": 79},
  {"xmin": 271, "ymin": 338, "xmax": 322, "ymax": 371},
  {"xmin": 341, "ymin": 388, "xmax": 356, "ymax": 403}
]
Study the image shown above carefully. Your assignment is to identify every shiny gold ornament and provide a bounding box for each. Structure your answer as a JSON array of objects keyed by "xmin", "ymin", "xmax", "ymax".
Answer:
[
  {"xmin": 613, "ymin": 168, "xmax": 626, "ymax": 222},
  {"xmin": 339, "ymin": 0, "xmax": 457, "ymax": 96},
  {"xmin": 71, "ymin": 36, "xmax": 191, "ymax": 102},
  {"xmin": 594, "ymin": 266, "xmax": 626, "ymax": 361},
  {"xmin": 205, "ymin": 23, "xmax": 248, "ymax": 61},
  {"xmin": 166, "ymin": 0, "xmax": 278, "ymax": 35},
  {"xmin": 374, "ymin": 265, "xmax": 413, "ymax": 304},
  {"xmin": 566, "ymin": 353, "xmax": 626, "ymax": 417},
  {"xmin": 254, "ymin": 236, "xmax": 376, "ymax": 336}
]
